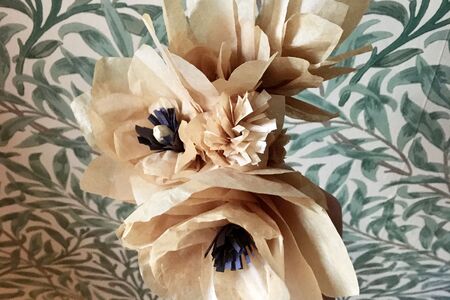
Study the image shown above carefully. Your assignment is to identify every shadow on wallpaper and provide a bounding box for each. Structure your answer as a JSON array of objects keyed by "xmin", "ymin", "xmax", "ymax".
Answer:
[{"xmin": 0, "ymin": 0, "xmax": 449, "ymax": 299}]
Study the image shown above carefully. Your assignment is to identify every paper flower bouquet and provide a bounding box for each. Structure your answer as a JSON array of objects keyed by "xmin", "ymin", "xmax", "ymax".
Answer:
[{"xmin": 71, "ymin": 0, "xmax": 370, "ymax": 299}]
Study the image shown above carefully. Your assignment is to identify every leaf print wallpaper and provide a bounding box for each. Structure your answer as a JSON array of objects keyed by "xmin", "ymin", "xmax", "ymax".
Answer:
[{"xmin": 0, "ymin": 0, "xmax": 449, "ymax": 299}]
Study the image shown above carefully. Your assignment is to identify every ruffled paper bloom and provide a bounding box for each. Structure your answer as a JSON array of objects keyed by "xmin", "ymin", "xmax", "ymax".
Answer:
[
  {"xmin": 201, "ymin": 91, "xmax": 277, "ymax": 167},
  {"xmin": 118, "ymin": 169, "xmax": 359, "ymax": 299},
  {"xmin": 71, "ymin": 15, "xmax": 282, "ymax": 202},
  {"xmin": 162, "ymin": 0, "xmax": 370, "ymax": 113}
]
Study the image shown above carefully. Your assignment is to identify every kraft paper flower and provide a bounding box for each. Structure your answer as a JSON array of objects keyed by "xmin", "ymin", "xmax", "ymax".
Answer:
[
  {"xmin": 162, "ymin": 0, "xmax": 371, "ymax": 119},
  {"xmin": 71, "ymin": 15, "xmax": 282, "ymax": 202},
  {"xmin": 198, "ymin": 91, "xmax": 277, "ymax": 167},
  {"xmin": 117, "ymin": 168, "xmax": 359, "ymax": 299}
]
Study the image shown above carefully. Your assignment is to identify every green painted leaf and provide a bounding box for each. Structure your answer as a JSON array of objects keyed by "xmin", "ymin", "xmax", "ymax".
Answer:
[
  {"xmin": 0, "ymin": 23, "xmax": 26, "ymax": 45},
  {"xmin": 419, "ymin": 216, "xmax": 438, "ymax": 249},
  {"xmin": 29, "ymin": 153, "xmax": 51, "ymax": 180},
  {"xmin": 120, "ymin": 13, "xmax": 146, "ymax": 35},
  {"xmin": 368, "ymin": 69, "xmax": 391, "ymax": 94},
  {"xmin": 289, "ymin": 126, "xmax": 347, "ymax": 154},
  {"xmin": 374, "ymin": 48, "xmax": 423, "ymax": 67},
  {"xmin": 58, "ymin": 48, "xmax": 96, "ymax": 84},
  {"xmin": 67, "ymin": 0, "xmax": 92, "ymax": 11},
  {"xmin": 416, "ymin": 56, "xmax": 450, "ymax": 110},
  {"xmin": 11, "ymin": 210, "xmax": 31, "ymax": 235},
  {"xmin": 387, "ymin": 64, "xmax": 450, "ymax": 92},
  {"xmin": 73, "ymin": 145, "xmax": 92, "ymax": 165},
  {"xmin": 303, "ymin": 144, "xmax": 339, "ymax": 158},
  {"xmin": 370, "ymin": 275, "xmax": 401, "ymax": 289},
  {"xmin": 408, "ymin": 138, "xmax": 444, "ymax": 172},
  {"xmin": 59, "ymin": 23, "xmax": 119, "ymax": 57},
  {"xmin": 325, "ymin": 160, "xmax": 353, "ymax": 194},
  {"xmin": 0, "ymin": 116, "xmax": 40, "ymax": 146},
  {"xmin": 101, "ymin": 0, "xmax": 133, "ymax": 57},
  {"xmin": 361, "ymin": 159, "xmax": 379, "ymax": 181},
  {"xmin": 15, "ymin": 134, "xmax": 46, "ymax": 148},
  {"xmin": 296, "ymin": 90, "xmax": 341, "ymax": 115},
  {"xmin": 333, "ymin": 145, "xmax": 400, "ymax": 162},
  {"xmin": 0, "ymin": 40, "xmax": 10, "ymax": 89},
  {"xmin": 0, "ymin": 291, "xmax": 25, "ymax": 299},
  {"xmin": 349, "ymin": 98, "xmax": 365, "ymax": 124},
  {"xmin": 53, "ymin": 148, "xmax": 70, "ymax": 188},
  {"xmin": 51, "ymin": 55, "xmax": 96, "ymax": 84},
  {"xmin": 31, "ymin": 60, "xmax": 49, "ymax": 84},
  {"xmin": 383, "ymin": 175, "xmax": 448, "ymax": 190},
  {"xmin": 33, "ymin": 87, "xmax": 76, "ymax": 122},
  {"xmin": 401, "ymin": 93, "xmax": 445, "ymax": 149},
  {"xmin": 424, "ymin": 29, "xmax": 450, "ymax": 51},
  {"xmin": 304, "ymin": 164, "xmax": 325, "ymax": 185},
  {"xmin": 70, "ymin": 174, "xmax": 84, "ymax": 199},
  {"xmin": 397, "ymin": 123, "xmax": 416, "ymax": 151},
  {"xmin": 28, "ymin": 40, "xmax": 62, "ymax": 59},
  {"xmin": 365, "ymin": 97, "xmax": 392, "ymax": 141},
  {"xmin": 0, "ymin": 0, "xmax": 32, "ymax": 17},
  {"xmin": 29, "ymin": 233, "xmax": 43, "ymax": 257},
  {"xmin": 367, "ymin": 1, "xmax": 409, "ymax": 26}
]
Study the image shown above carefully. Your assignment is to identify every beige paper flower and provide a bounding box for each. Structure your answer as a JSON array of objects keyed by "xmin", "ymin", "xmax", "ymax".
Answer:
[
  {"xmin": 201, "ymin": 91, "xmax": 277, "ymax": 167},
  {"xmin": 162, "ymin": 0, "xmax": 370, "ymax": 119},
  {"xmin": 71, "ymin": 14, "xmax": 282, "ymax": 203},
  {"xmin": 118, "ymin": 168, "xmax": 359, "ymax": 299}
]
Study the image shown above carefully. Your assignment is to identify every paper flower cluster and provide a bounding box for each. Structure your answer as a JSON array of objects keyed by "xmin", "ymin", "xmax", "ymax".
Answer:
[{"xmin": 72, "ymin": 0, "xmax": 370, "ymax": 299}]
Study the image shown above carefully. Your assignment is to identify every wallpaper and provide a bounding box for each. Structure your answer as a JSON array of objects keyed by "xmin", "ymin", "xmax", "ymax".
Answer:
[{"xmin": 0, "ymin": 0, "xmax": 449, "ymax": 299}]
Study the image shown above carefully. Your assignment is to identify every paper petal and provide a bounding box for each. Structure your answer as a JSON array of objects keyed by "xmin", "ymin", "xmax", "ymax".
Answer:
[
  {"xmin": 337, "ymin": 0, "xmax": 371, "ymax": 43},
  {"xmin": 81, "ymin": 155, "xmax": 136, "ymax": 202},
  {"xmin": 214, "ymin": 55, "xmax": 275, "ymax": 96},
  {"xmin": 71, "ymin": 93, "xmax": 96, "ymax": 148},
  {"xmin": 258, "ymin": 0, "xmax": 290, "ymax": 53},
  {"xmin": 276, "ymin": 199, "xmax": 359, "ymax": 297},
  {"xmin": 189, "ymin": 0, "xmax": 237, "ymax": 53},
  {"xmin": 283, "ymin": 14, "xmax": 343, "ymax": 64},
  {"xmin": 261, "ymin": 195, "xmax": 323, "ymax": 299},
  {"xmin": 285, "ymin": 96, "xmax": 339, "ymax": 121},
  {"xmin": 162, "ymin": 0, "xmax": 197, "ymax": 56},
  {"xmin": 170, "ymin": 53, "xmax": 220, "ymax": 112},
  {"xmin": 91, "ymin": 57, "xmax": 132, "ymax": 99},
  {"xmin": 300, "ymin": 0, "xmax": 349, "ymax": 27}
]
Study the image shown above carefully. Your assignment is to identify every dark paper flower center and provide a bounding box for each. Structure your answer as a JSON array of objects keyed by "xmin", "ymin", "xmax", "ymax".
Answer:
[
  {"xmin": 205, "ymin": 224, "xmax": 256, "ymax": 272},
  {"xmin": 135, "ymin": 108, "xmax": 184, "ymax": 152}
]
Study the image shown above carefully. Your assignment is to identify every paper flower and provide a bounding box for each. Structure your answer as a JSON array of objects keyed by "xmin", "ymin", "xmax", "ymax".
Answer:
[
  {"xmin": 201, "ymin": 91, "xmax": 277, "ymax": 167},
  {"xmin": 71, "ymin": 15, "xmax": 282, "ymax": 202},
  {"xmin": 162, "ymin": 0, "xmax": 370, "ymax": 115},
  {"xmin": 118, "ymin": 169, "xmax": 359, "ymax": 299}
]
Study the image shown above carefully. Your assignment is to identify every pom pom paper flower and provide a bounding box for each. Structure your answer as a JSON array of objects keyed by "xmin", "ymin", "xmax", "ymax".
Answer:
[{"xmin": 199, "ymin": 91, "xmax": 278, "ymax": 167}]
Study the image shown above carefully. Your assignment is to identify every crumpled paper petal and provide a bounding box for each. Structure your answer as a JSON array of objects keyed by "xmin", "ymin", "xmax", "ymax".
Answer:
[
  {"xmin": 285, "ymin": 96, "xmax": 339, "ymax": 122},
  {"xmin": 81, "ymin": 155, "xmax": 137, "ymax": 202}
]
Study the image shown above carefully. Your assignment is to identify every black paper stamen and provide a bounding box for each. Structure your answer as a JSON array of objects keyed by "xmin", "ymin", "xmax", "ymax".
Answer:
[{"xmin": 205, "ymin": 224, "xmax": 256, "ymax": 272}]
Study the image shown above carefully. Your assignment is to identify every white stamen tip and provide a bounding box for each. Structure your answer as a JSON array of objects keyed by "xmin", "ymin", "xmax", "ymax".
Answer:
[{"xmin": 153, "ymin": 125, "xmax": 174, "ymax": 143}]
